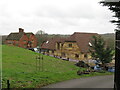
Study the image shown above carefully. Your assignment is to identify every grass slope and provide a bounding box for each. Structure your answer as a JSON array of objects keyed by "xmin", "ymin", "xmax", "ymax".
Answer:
[{"xmin": 2, "ymin": 45, "xmax": 113, "ymax": 88}]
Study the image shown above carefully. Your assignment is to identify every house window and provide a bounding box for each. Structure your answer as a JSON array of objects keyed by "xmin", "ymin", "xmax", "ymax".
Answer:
[
  {"xmin": 47, "ymin": 50, "xmax": 49, "ymax": 53},
  {"xmin": 28, "ymin": 41, "xmax": 32, "ymax": 46},
  {"xmin": 7, "ymin": 41, "xmax": 13, "ymax": 44},
  {"xmin": 24, "ymin": 44, "xmax": 27, "ymax": 48},
  {"xmin": 52, "ymin": 50, "xmax": 54, "ymax": 53},
  {"xmin": 61, "ymin": 44, "xmax": 63, "ymax": 47},
  {"xmin": 31, "ymin": 40, "xmax": 34, "ymax": 43},
  {"xmin": 57, "ymin": 43, "xmax": 60, "ymax": 50},
  {"xmin": 75, "ymin": 54, "xmax": 79, "ymax": 58},
  {"xmin": 62, "ymin": 53, "xmax": 66, "ymax": 57},
  {"xmin": 16, "ymin": 44, "xmax": 18, "ymax": 46},
  {"xmin": 23, "ymin": 40, "xmax": 26, "ymax": 42},
  {"xmin": 84, "ymin": 54, "xmax": 88, "ymax": 58},
  {"xmin": 68, "ymin": 44, "xmax": 72, "ymax": 47}
]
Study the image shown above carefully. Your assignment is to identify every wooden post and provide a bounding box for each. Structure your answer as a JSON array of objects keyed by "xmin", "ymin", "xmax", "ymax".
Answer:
[
  {"xmin": 7, "ymin": 80, "xmax": 10, "ymax": 89},
  {"xmin": 42, "ymin": 56, "xmax": 43, "ymax": 72},
  {"xmin": 39, "ymin": 56, "xmax": 40, "ymax": 71},
  {"xmin": 36, "ymin": 56, "xmax": 37, "ymax": 71}
]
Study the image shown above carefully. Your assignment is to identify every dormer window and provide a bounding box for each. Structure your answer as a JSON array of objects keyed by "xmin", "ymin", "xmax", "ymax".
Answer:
[
  {"xmin": 68, "ymin": 44, "xmax": 72, "ymax": 47},
  {"xmin": 89, "ymin": 42, "xmax": 92, "ymax": 47},
  {"xmin": 46, "ymin": 41, "xmax": 49, "ymax": 43}
]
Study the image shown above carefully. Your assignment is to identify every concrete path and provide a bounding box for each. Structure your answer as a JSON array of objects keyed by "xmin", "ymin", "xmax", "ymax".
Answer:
[{"xmin": 42, "ymin": 75, "xmax": 114, "ymax": 88}]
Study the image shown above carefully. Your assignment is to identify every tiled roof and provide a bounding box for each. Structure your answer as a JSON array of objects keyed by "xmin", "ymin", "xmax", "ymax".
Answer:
[
  {"xmin": 70, "ymin": 32, "xmax": 98, "ymax": 53},
  {"xmin": 41, "ymin": 37, "xmax": 67, "ymax": 50},
  {"xmin": 41, "ymin": 32, "xmax": 98, "ymax": 53},
  {"xmin": 26, "ymin": 33, "xmax": 33, "ymax": 37},
  {"xmin": 6, "ymin": 32, "xmax": 33, "ymax": 40}
]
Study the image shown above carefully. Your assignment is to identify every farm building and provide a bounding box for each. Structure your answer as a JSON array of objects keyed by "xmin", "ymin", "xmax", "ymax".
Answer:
[{"xmin": 5, "ymin": 28, "xmax": 37, "ymax": 48}]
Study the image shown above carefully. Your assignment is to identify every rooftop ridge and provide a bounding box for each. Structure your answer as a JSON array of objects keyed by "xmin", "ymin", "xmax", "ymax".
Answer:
[
  {"xmin": 73, "ymin": 32, "xmax": 98, "ymax": 34},
  {"xmin": 10, "ymin": 32, "xmax": 33, "ymax": 34}
]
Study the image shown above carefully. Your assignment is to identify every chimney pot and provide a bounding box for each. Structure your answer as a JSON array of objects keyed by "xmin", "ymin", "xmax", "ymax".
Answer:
[{"xmin": 19, "ymin": 28, "xmax": 24, "ymax": 32}]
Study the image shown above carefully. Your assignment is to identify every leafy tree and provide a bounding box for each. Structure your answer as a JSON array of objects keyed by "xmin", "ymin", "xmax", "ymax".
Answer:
[
  {"xmin": 35, "ymin": 30, "xmax": 48, "ymax": 47},
  {"xmin": 89, "ymin": 35, "xmax": 114, "ymax": 69}
]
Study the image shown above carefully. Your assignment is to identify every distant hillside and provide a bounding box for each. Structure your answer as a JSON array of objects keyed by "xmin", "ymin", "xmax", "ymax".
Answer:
[
  {"xmin": 100, "ymin": 33, "xmax": 115, "ymax": 49},
  {"xmin": 101, "ymin": 33, "xmax": 115, "ymax": 39}
]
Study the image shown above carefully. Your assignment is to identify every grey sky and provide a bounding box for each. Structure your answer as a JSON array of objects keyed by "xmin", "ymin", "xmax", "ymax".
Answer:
[
  {"xmin": 0, "ymin": 0, "xmax": 117, "ymax": 35},
  {"xmin": 104, "ymin": 0, "xmax": 120, "ymax": 2}
]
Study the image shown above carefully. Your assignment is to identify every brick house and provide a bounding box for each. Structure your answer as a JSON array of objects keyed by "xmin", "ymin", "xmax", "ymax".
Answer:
[
  {"xmin": 5, "ymin": 28, "xmax": 37, "ymax": 48},
  {"xmin": 41, "ymin": 32, "xmax": 98, "ymax": 60}
]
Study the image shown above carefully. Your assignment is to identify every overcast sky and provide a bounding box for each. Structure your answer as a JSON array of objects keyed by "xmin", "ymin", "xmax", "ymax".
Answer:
[{"xmin": 0, "ymin": 0, "xmax": 117, "ymax": 35}]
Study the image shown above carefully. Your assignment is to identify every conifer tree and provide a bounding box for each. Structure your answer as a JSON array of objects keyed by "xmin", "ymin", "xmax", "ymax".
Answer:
[
  {"xmin": 100, "ymin": 1, "xmax": 120, "ymax": 89},
  {"xmin": 89, "ymin": 35, "xmax": 114, "ymax": 69}
]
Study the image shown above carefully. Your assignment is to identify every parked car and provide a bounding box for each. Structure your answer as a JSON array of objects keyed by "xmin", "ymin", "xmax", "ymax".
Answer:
[
  {"xmin": 34, "ymin": 48, "xmax": 39, "ymax": 53},
  {"xmin": 108, "ymin": 67, "xmax": 115, "ymax": 72},
  {"xmin": 28, "ymin": 48, "xmax": 35, "ymax": 52},
  {"xmin": 94, "ymin": 65, "xmax": 102, "ymax": 71},
  {"xmin": 28, "ymin": 48, "xmax": 39, "ymax": 53}
]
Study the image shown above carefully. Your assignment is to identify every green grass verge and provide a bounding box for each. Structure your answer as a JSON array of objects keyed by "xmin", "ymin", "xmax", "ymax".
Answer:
[{"xmin": 2, "ymin": 45, "xmax": 113, "ymax": 88}]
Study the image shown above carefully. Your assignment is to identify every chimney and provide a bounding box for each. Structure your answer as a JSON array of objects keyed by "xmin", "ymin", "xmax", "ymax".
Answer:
[{"xmin": 19, "ymin": 28, "xmax": 24, "ymax": 32}]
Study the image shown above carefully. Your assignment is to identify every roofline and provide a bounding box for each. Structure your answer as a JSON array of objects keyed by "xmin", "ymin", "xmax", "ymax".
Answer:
[{"xmin": 73, "ymin": 32, "xmax": 98, "ymax": 34}]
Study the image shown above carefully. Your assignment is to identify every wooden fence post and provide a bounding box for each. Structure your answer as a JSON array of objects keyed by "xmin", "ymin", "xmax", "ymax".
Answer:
[{"xmin": 7, "ymin": 80, "xmax": 10, "ymax": 89}]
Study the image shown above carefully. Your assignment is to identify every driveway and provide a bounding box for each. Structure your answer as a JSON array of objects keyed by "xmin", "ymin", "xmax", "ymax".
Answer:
[{"xmin": 42, "ymin": 75, "xmax": 114, "ymax": 88}]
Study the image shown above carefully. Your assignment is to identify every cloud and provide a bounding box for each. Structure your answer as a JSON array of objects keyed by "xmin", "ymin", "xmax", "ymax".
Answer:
[
  {"xmin": 104, "ymin": 0, "xmax": 120, "ymax": 2},
  {"xmin": 0, "ymin": 0, "xmax": 116, "ymax": 35}
]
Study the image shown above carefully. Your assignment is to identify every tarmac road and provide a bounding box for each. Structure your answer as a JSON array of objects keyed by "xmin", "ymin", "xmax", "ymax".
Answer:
[{"xmin": 42, "ymin": 75, "xmax": 114, "ymax": 88}]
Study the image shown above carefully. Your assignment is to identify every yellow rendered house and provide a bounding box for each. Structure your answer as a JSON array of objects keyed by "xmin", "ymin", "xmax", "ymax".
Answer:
[{"xmin": 41, "ymin": 32, "xmax": 98, "ymax": 61}]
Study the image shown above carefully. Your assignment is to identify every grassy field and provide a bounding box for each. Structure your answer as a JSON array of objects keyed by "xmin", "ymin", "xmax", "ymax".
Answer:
[{"xmin": 2, "ymin": 45, "xmax": 113, "ymax": 88}]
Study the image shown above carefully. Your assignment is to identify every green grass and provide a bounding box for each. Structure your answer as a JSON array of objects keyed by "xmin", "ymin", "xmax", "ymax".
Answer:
[{"xmin": 2, "ymin": 45, "xmax": 113, "ymax": 88}]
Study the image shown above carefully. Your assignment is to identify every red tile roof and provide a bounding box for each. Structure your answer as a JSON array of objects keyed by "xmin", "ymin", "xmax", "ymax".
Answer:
[
  {"xmin": 6, "ymin": 32, "xmax": 34, "ymax": 41},
  {"xmin": 70, "ymin": 32, "xmax": 98, "ymax": 53},
  {"xmin": 41, "ymin": 32, "xmax": 98, "ymax": 52},
  {"xmin": 41, "ymin": 37, "xmax": 67, "ymax": 50}
]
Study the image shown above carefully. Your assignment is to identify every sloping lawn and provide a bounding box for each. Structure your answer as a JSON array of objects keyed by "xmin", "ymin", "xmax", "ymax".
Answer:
[{"xmin": 2, "ymin": 45, "xmax": 113, "ymax": 88}]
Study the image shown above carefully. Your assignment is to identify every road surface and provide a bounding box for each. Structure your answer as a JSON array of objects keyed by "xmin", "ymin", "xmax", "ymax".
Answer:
[{"xmin": 42, "ymin": 75, "xmax": 114, "ymax": 88}]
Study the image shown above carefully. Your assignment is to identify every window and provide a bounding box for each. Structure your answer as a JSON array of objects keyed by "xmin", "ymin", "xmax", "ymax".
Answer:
[
  {"xmin": 16, "ymin": 44, "xmax": 18, "ymax": 46},
  {"xmin": 57, "ymin": 43, "xmax": 60, "ymax": 50},
  {"xmin": 47, "ymin": 50, "xmax": 49, "ymax": 53},
  {"xmin": 32, "ymin": 40, "xmax": 34, "ymax": 43},
  {"xmin": 68, "ymin": 44, "xmax": 72, "ymax": 47},
  {"xmin": 61, "ymin": 44, "xmax": 63, "ymax": 47},
  {"xmin": 24, "ymin": 44, "xmax": 27, "ymax": 48},
  {"xmin": 23, "ymin": 40, "xmax": 26, "ymax": 42},
  {"xmin": 7, "ymin": 41, "xmax": 13, "ymax": 44},
  {"xmin": 75, "ymin": 54, "xmax": 79, "ymax": 58},
  {"xmin": 52, "ymin": 50, "xmax": 54, "ymax": 53},
  {"xmin": 84, "ymin": 54, "xmax": 88, "ymax": 58},
  {"xmin": 46, "ymin": 41, "xmax": 49, "ymax": 43},
  {"xmin": 62, "ymin": 53, "xmax": 66, "ymax": 57}
]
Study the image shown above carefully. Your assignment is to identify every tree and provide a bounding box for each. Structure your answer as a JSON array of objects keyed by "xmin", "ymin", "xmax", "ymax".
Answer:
[
  {"xmin": 35, "ymin": 30, "xmax": 48, "ymax": 47},
  {"xmin": 36, "ymin": 30, "xmax": 46, "ymax": 35},
  {"xmin": 100, "ymin": 1, "xmax": 120, "ymax": 29},
  {"xmin": 89, "ymin": 35, "xmax": 114, "ymax": 69},
  {"xmin": 100, "ymin": 1, "xmax": 120, "ymax": 89}
]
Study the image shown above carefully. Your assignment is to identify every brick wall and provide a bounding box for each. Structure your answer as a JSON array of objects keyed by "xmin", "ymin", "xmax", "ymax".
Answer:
[{"xmin": 19, "ymin": 34, "xmax": 29, "ymax": 48}]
